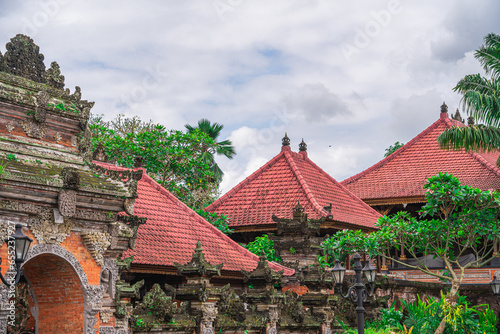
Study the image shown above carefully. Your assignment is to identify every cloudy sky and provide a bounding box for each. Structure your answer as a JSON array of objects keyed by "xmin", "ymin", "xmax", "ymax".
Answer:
[{"xmin": 1, "ymin": 1, "xmax": 499, "ymax": 194}]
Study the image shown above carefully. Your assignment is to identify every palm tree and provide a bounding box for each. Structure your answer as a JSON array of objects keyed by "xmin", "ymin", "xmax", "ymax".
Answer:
[
  {"xmin": 185, "ymin": 119, "xmax": 236, "ymax": 182},
  {"xmin": 438, "ymin": 33, "xmax": 500, "ymax": 153}
]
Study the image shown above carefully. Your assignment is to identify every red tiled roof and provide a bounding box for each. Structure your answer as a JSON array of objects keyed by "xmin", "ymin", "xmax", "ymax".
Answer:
[
  {"xmin": 93, "ymin": 161, "xmax": 293, "ymax": 276},
  {"xmin": 341, "ymin": 113, "xmax": 500, "ymax": 201},
  {"xmin": 205, "ymin": 147, "xmax": 381, "ymax": 229}
]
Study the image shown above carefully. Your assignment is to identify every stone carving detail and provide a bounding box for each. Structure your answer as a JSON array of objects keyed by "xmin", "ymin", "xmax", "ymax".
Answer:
[
  {"xmin": 28, "ymin": 209, "xmax": 74, "ymax": 244},
  {"xmin": 5, "ymin": 121, "xmax": 14, "ymax": 133},
  {"xmin": 54, "ymin": 132, "xmax": 62, "ymax": 143},
  {"xmin": 20, "ymin": 118, "xmax": 47, "ymax": 139},
  {"xmin": 100, "ymin": 312, "xmax": 113, "ymax": 324},
  {"xmin": 92, "ymin": 142, "xmax": 108, "ymax": 162},
  {"xmin": 58, "ymin": 167, "xmax": 80, "ymax": 218},
  {"xmin": 58, "ymin": 189, "xmax": 77, "ymax": 217},
  {"xmin": 71, "ymin": 135, "xmax": 78, "ymax": 147},
  {"xmin": 0, "ymin": 225, "xmax": 9, "ymax": 247},
  {"xmin": 85, "ymin": 312, "xmax": 98, "ymax": 334},
  {"xmin": 451, "ymin": 109, "xmax": 464, "ymax": 123},
  {"xmin": 34, "ymin": 91, "xmax": 49, "ymax": 123},
  {"xmin": 82, "ymin": 232, "xmax": 111, "ymax": 266},
  {"xmin": 2, "ymin": 34, "xmax": 46, "ymax": 83},
  {"xmin": 101, "ymin": 258, "xmax": 119, "ymax": 298},
  {"xmin": 200, "ymin": 303, "xmax": 217, "ymax": 334},
  {"xmin": 99, "ymin": 326, "xmax": 115, "ymax": 334},
  {"xmin": 45, "ymin": 61, "xmax": 65, "ymax": 89},
  {"xmin": 123, "ymin": 198, "xmax": 135, "ymax": 215}
]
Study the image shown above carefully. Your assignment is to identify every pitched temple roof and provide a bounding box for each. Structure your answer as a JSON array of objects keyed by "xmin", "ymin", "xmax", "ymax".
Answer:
[
  {"xmin": 94, "ymin": 161, "xmax": 293, "ymax": 276},
  {"xmin": 341, "ymin": 110, "xmax": 500, "ymax": 204},
  {"xmin": 206, "ymin": 137, "xmax": 381, "ymax": 230}
]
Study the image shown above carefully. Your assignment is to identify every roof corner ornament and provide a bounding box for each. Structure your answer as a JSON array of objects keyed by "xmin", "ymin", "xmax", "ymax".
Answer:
[
  {"xmin": 299, "ymin": 138, "xmax": 307, "ymax": 152},
  {"xmin": 293, "ymin": 202, "xmax": 305, "ymax": 216},
  {"xmin": 92, "ymin": 142, "xmax": 109, "ymax": 162},
  {"xmin": 440, "ymin": 102, "xmax": 448, "ymax": 114},
  {"xmin": 451, "ymin": 108, "xmax": 464, "ymax": 123},
  {"xmin": 468, "ymin": 116, "xmax": 475, "ymax": 126},
  {"xmin": 282, "ymin": 132, "xmax": 290, "ymax": 147}
]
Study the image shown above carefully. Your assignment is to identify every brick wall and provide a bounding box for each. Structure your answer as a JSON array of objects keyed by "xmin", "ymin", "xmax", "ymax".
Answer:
[{"xmin": 23, "ymin": 253, "xmax": 84, "ymax": 333}]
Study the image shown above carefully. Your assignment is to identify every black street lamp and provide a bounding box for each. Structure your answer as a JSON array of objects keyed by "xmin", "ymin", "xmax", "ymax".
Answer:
[
  {"xmin": 0, "ymin": 224, "xmax": 33, "ymax": 286},
  {"xmin": 331, "ymin": 253, "xmax": 376, "ymax": 334},
  {"xmin": 490, "ymin": 276, "xmax": 500, "ymax": 305}
]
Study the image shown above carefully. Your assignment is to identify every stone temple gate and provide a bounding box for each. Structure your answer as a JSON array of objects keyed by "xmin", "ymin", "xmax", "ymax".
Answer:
[{"xmin": 0, "ymin": 34, "xmax": 144, "ymax": 333}]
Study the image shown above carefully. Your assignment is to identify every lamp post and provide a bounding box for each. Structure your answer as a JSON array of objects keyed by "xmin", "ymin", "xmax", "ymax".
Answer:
[
  {"xmin": 0, "ymin": 224, "xmax": 33, "ymax": 286},
  {"xmin": 331, "ymin": 253, "xmax": 376, "ymax": 334},
  {"xmin": 490, "ymin": 276, "xmax": 500, "ymax": 305}
]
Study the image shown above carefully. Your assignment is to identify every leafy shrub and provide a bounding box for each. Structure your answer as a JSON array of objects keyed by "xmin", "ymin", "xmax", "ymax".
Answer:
[
  {"xmin": 365, "ymin": 294, "xmax": 496, "ymax": 334},
  {"xmin": 244, "ymin": 234, "xmax": 281, "ymax": 262},
  {"xmin": 193, "ymin": 208, "xmax": 233, "ymax": 235}
]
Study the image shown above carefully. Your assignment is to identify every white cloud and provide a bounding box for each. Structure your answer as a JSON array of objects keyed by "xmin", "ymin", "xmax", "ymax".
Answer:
[{"xmin": 1, "ymin": 0, "xmax": 499, "ymax": 196}]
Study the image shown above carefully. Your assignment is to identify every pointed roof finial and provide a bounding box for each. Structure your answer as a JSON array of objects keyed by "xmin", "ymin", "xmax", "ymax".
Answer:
[
  {"xmin": 299, "ymin": 138, "xmax": 307, "ymax": 152},
  {"xmin": 282, "ymin": 132, "xmax": 290, "ymax": 147},
  {"xmin": 440, "ymin": 102, "xmax": 448, "ymax": 114},
  {"xmin": 451, "ymin": 108, "xmax": 464, "ymax": 123},
  {"xmin": 468, "ymin": 116, "xmax": 475, "ymax": 126}
]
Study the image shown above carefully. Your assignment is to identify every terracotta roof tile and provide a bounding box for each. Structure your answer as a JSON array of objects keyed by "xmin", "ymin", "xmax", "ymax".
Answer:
[
  {"xmin": 93, "ymin": 161, "xmax": 293, "ymax": 275},
  {"xmin": 206, "ymin": 147, "xmax": 381, "ymax": 229},
  {"xmin": 341, "ymin": 113, "xmax": 500, "ymax": 200}
]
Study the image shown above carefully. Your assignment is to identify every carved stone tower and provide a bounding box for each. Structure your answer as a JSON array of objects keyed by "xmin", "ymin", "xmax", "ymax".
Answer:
[{"xmin": 0, "ymin": 34, "xmax": 143, "ymax": 334}]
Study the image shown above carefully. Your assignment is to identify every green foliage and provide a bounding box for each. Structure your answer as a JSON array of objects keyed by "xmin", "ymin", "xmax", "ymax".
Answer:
[
  {"xmin": 185, "ymin": 118, "xmax": 236, "ymax": 182},
  {"xmin": 401, "ymin": 294, "xmax": 496, "ymax": 334},
  {"xmin": 244, "ymin": 234, "xmax": 281, "ymax": 262},
  {"xmin": 90, "ymin": 114, "xmax": 220, "ymax": 209},
  {"xmin": 438, "ymin": 33, "xmax": 500, "ymax": 152},
  {"xmin": 367, "ymin": 303, "xmax": 403, "ymax": 331},
  {"xmin": 361, "ymin": 294, "xmax": 496, "ymax": 334},
  {"xmin": 192, "ymin": 208, "xmax": 234, "ymax": 235},
  {"xmin": 48, "ymin": 102, "xmax": 73, "ymax": 112},
  {"xmin": 322, "ymin": 172, "xmax": 500, "ymax": 284},
  {"xmin": 6, "ymin": 153, "xmax": 17, "ymax": 161},
  {"xmin": 384, "ymin": 141, "xmax": 405, "ymax": 157}
]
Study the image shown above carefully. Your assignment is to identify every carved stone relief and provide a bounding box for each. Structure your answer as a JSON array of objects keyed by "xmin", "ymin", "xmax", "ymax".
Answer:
[
  {"xmin": 20, "ymin": 118, "xmax": 47, "ymax": 139},
  {"xmin": 5, "ymin": 121, "xmax": 14, "ymax": 133},
  {"xmin": 98, "ymin": 326, "xmax": 116, "ymax": 334},
  {"xmin": 101, "ymin": 258, "xmax": 119, "ymax": 298},
  {"xmin": 82, "ymin": 232, "xmax": 111, "ymax": 266},
  {"xmin": 54, "ymin": 132, "xmax": 62, "ymax": 143},
  {"xmin": 58, "ymin": 189, "xmax": 77, "ymax": 217},
  {"xmin": 28, "ymin": 209, "xmax": 74, "ymax": 245}
]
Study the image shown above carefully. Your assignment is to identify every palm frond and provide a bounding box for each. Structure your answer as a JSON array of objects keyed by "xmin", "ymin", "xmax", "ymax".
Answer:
[
  {"xmin": 438, "ymin": 125, "xmax": 500, "ymax": 152},
  {"xmin": 475, "ymin": 33, "xmax": 500, "ymax": 80},
  {"xmin": 453, "ymin": 74, "xmax": 500, "ymax": 127}
]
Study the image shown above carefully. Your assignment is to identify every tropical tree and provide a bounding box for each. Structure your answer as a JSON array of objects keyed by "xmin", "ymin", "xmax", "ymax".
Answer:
[
  {"xmin": 185, "ymin": 119, "xmax": 235, "ymax": 182},
  {"xmin": 384, "ymin": 141, "xmax": 404, "ymax": 157},
  {"xmin": 322, "ymin": 172, "xmax": 500, "ymax": 334},
  {"xmin": 90, "ymin": 115, "xmax": 219, "ymax": 209},
  {"xmin": 438, "ymin": 33, "xmax": 500, "ymax": 153}
]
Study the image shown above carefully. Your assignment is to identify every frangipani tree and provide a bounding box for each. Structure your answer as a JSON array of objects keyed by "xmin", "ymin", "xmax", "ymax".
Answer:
[{"xmin": 322, "ymin": 172, "xmax": 500, "ymax": 334}]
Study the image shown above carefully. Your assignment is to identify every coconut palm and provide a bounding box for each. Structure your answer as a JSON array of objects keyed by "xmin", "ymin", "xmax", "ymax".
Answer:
[
  {"xmin": 438, "ymin": 33, "xmax": 500, "ymax": 153},
  {"xmin": 185, "ymin": 119, "xmax": 236, "ymax": 181}
]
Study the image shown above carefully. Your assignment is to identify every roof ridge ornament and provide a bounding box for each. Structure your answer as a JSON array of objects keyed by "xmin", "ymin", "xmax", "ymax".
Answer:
[
  {"xmin": 282, "ymin": 132, "xmax": 290, "ymax": 147},
  {"xmin": 299, "ymin": 138, "xmax": 307, "ymax": 152},
  {"xmin": 451, "ymin": 108, "xmax": 464, "ymax": 123},
  {"xmin": 1, "ymin": 34, "xmax": 66, "ymax": 89},
  {"xmin": 440, "ymin": 102, "xmax": 448, "ymax": 114},
  {"xmin": 468, "ymin": 116, "xmax": 475, "ymax": 126}
]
